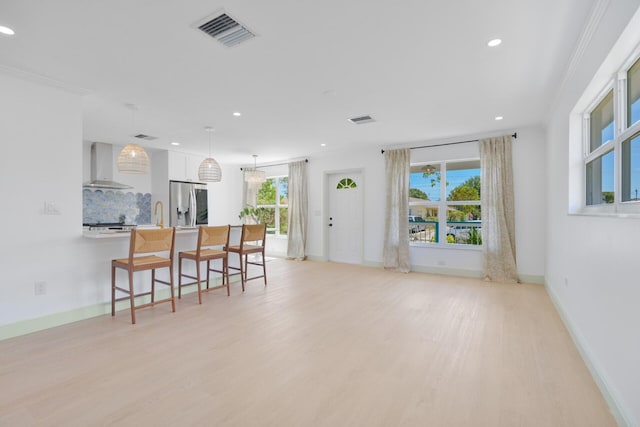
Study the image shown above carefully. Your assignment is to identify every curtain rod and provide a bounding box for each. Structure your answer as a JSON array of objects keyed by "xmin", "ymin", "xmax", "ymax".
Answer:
[
  {"xmin": 240, "ymin": 158, "xmax": 308, "ymax": 171},
  {"xmin": 380, "ymin": 132, "xmax": 517, "ymax": 154}
]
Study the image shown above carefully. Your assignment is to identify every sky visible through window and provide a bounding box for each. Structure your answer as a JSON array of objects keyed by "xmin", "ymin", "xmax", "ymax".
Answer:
[
  {"xmin": 410, "ymin": 168, "xmax": 480, "ymax": 200},
  {"xmin": 600, "ymin": 108, "xmax": 640, "ymax": 195},
  {"xmin": 601, "ymin": 122, "xmax": 615, "ymax": 192}
]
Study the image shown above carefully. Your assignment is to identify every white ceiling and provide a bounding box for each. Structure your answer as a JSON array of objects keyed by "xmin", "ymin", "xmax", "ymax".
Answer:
[{"xmin": 0, "ymin": 0, "xmax": 595, "ymax": 164}]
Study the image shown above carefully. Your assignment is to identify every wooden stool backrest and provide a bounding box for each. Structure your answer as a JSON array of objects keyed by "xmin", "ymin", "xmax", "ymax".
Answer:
[
  {"xmin": 130, "ymin": 228, "xmax": 175, "ymax": 259},
  {"xmin": 198, "ymin": 225, "xmax": 230, "ymax": 251},
  {"xmin": 241, "ymin": 224, "xmax": 266, "ymax": 248}
]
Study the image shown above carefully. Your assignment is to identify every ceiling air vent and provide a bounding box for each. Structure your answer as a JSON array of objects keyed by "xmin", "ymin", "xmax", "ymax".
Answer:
[
  {"xmin": 196, "ymin": 12, "xmax": 256, "ymax": 48},
  {"xmin": 133, "ymin": 134, "xmax": 158, "ymax": 141},
  {"xmin": 348, "ymin": 115, "xmax": 376, "ymax": 125}
]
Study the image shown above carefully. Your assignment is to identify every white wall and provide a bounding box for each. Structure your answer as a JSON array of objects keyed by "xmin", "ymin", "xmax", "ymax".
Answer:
[
  {"xmin": 0, "ymin": 72, "xmax": 84, "ymax": 324},
  {"xmin": 208, "ymin": 163, "xmax": 243, "ymax": 225},
  {"xmin": 295, "ymin": 129, "xmax": 546, "ymax": 280},
  {"xmin": 545, "ymin": 2, "xmax": 640, "ymax": 425},
  {"xmin": 0, "ymin": 72, "xmax": 241, "ymax": 331}
]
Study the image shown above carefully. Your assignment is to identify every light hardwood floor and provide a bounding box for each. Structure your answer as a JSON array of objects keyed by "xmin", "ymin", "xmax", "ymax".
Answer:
[{"xmin": 0, "ymin": 260, "xmax": 614, "ymax": 426}]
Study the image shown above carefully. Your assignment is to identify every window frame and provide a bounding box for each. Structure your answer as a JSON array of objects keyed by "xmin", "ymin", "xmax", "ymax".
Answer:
[
  {"xmin": 409, "ymin": 158, "xmax": 482, "ymax": 249},
  {"xmin": 582, "ymin": 50, "xmax": 640, "ymax": 214},
  {"xmin": 256, "ymin": 175, "xmax": 288, "ymax": 236}
]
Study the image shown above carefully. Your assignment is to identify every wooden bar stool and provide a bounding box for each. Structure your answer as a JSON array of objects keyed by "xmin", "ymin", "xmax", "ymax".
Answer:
[
  {"xmin": 178, "ymin": 225, "xmax": 230, "ymax": 303},
  {"xmin": 227, "ymin": 223, "xmax": 267, "ymax": 292},
  {"xmin": 111, "ymin": 227, "xmax": 176, "ymax": 324}
]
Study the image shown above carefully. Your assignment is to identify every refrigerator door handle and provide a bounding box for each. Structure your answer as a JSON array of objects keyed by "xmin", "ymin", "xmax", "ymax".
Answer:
[{"xmin": 189, "ymin": 188, "xmax": 197, "ymax": 227}]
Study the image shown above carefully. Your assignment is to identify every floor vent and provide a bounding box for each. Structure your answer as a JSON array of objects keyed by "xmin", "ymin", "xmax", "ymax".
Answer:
[
  {"xmin": 133, "ymin": 134, "xmax": 158, "ymax": 141},
  {"xmin": 348, "ymin": 115, "xmax": 376, "ymax": 125},
  {"xmin": 196, "ymin": 12, "xmax": 256, "ymax": 48}
]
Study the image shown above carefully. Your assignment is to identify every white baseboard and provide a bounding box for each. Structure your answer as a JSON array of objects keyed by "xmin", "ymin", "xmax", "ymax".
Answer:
[{"xmin": 545, "ymin": 281, "xmax": 631, "ymax": 427}]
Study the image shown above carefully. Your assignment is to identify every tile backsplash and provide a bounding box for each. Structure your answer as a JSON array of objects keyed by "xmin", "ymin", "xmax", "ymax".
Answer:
[{"xmin": 83, "ymin": 189, "xmax": 152, "ymax": 224}]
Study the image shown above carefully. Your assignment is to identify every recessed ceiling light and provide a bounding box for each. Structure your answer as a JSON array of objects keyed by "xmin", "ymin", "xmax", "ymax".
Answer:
[
  {"xmin": 495, "ymin": 116, "xmax": 504, "ymax": 121},
  {"xmin": 171, "ymin": 142, "xmax": 180, "ymax": 146},
  {"xmin": 0, "ymin": 25, "xmax": 15, "ymax": 35},
  {"xmin": 321, "ymin": 143, "xmax": 326, "ymax": 147},
  {"xmin": 487, "ymin": 38, "xmax": 502, "ymax": 47},
  {"xmin": 233, "ymin": 112, "xmax": 241, "ymax": 117}
]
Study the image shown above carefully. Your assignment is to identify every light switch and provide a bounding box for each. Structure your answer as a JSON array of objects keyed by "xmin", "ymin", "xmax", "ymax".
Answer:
[{"xmin": 44, "ymin": 201, "xmax": 61, "ymax": 215}]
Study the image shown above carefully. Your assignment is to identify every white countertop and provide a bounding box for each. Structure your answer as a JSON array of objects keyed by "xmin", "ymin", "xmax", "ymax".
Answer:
[{"xmin": 82, "ymin": 226, "xmax": 199, "ymax": 239}]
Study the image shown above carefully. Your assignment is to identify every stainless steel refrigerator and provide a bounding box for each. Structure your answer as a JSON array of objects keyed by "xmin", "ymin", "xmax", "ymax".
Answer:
[{"xmin": 169, "ymin": 180, "xmax": 208, "ymax": 227}]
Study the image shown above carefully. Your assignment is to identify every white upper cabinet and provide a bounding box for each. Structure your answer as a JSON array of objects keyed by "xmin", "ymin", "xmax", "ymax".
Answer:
[{"xmin": 168, "ymin": 152, "xmax": 205, "ymax": 182}]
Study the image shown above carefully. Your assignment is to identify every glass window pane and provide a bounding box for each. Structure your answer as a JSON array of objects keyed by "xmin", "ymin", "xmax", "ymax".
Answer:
[
  {"xmin": 279, "ymin": 177, "xmax": 289, "ymax": 205},
  {"xmin": 586, "ymin": 150, "xmax": 615, "ymax": 205},
  {"xmin": 446, "ymin": 160, "xmax": 481, "ymax": 201},
  {"xmin": 628, "ymin": 58, "xmax": 640, "ymax": 127},
  {"xmin": 408, "ymin": 207, "xmax": 438, "ymax": 243},
  {"xmin": 621, "ymin": 132, "xmax": 640, "ymax": 202},
  {"xmin": 257, "ymin": 178, "xmax": 276, "ymax": 205},
  {"xmin": 279, "ymin": 207, "xmax": 288, "ymax": 235},
  {"xmin": 446, "ymin": 205, "xmax": 482, "ymax": 245},
  {"xmin": 590, "ymin": 91, "xmax": 614, "ymax": 152},
  {"xmin": 410, "ymin": 163, "xmax": 441, "ymax": 201}
]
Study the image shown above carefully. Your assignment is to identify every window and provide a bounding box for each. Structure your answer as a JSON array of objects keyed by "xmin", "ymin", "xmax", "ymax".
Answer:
[
  {"xmin": 337, "ymin": 178, "xmax": 357, "ymax": 189},
  {"xmin": 583, "ymin": 54, "xmax": 640, "ymax": 210},
  {"xmin": 409, "ymin": 160, "xmax": 481, "ymax": 246},
  {"xmin": 628, "ymin": 58, "xmax": 640, "ymax": 127},
  {"xmin": 256, "ymin": 176, "xmax": 288, "ymax": 235}
]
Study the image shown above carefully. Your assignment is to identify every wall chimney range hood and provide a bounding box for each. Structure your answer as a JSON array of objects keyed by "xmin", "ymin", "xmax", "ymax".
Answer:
[{"xmin": 83, "ymin": 142, "xmax": 133, "ymax": 190}]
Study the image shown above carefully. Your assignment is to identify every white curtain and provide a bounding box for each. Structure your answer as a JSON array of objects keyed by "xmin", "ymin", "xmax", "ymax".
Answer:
[
  {"xmin": 480, "ymin": 135, "xmax": 518, "ymax": 283},
  {"xmin": 287, "ymin": 160, "xmax": 308, "ymax": 260},
  {"xmin": 383, "ymin": 148, "xmax": 410, "ymax": 273},
  {"xmin": 242, "ymin": 172, "xmax": 259, "ymax": 224}
]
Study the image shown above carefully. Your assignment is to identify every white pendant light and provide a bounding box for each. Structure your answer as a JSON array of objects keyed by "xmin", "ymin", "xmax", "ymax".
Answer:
[
  {"xmin": 198, "ymin": 127, "xmax": 222, "ymax": 182},
  {"xmin": 244, "ymin": 154, "xmax": 266, "ymax": 184},
  {"xmin": 118, "ymin": 104, "xmax": 150, "ymax": 174}
]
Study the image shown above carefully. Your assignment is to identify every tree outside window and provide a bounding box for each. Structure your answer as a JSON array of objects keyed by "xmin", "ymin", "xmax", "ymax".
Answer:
[
  {"xmin": 256, "ymin": 176, "xmax": 288, "ymax": 235},
  {"xmin": 409, "ymin": 160, "xmax": 481, "ymax": 246}
]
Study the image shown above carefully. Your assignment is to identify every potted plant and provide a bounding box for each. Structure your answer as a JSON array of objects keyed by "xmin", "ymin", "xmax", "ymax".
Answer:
[{"xmin": 238, "ymin": 205, "xmax": 261, "ymax": 224}]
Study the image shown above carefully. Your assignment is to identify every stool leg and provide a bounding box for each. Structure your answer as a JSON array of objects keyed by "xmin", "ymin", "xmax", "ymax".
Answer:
[
  {"xmin": 128, "ymin": 269, "xmax": 136, "ymax": 324},
  {"xmin": 240, "ymin": 252, "xmax": 245, "ymax": 292},
  {"xmin": 262, "ymin": 250, "xmax": 267, "ymax": 286},
  {"xmin": 196, "ymin": 259, "xmax": 202, "ymax": 305},
  {"xmin": 206, "ymin": 260, "xmax": 211, "ymax": 289},
  {"xmin": 178, "ymin": 256, "xmax": 183, "ymax": 299},
  {"xmin": 169, "ymin": 262, "xmax": 176, "ymax": 313},
  {"xmin": 151, "ymin": 269, "xmax": 155, "ymax": 303},
  {"xmin": 111, "ymin": 265, "xmax": 116, "ymax": 316},
  {"xmin": 224, "ymin": 256, "xmax": 230, "ymax": 296}
]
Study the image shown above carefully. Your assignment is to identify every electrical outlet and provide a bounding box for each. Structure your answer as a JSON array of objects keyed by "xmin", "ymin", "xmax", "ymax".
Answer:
[{"xmin": 34, "ymin": 281, "xmax": 47, "ymax": 296}]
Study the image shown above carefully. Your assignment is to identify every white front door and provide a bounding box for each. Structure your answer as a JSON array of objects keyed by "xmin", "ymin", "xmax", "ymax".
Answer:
[{"xmin": 328, "ymin": 172, "xmax": 363, "ymax": 264}]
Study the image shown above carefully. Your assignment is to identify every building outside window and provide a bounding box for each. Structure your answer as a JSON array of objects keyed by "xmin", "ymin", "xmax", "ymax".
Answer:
[
  {"xmin": 256, "ymin": 176, "xmax": 288, "ymax": 235},
  {"xmin": 409, "ymin": 159, "xmax": 481, "ymax": 246},
  {"xmin": 584, "ymin": 55, "xmax": 640, "ymax": 208}
]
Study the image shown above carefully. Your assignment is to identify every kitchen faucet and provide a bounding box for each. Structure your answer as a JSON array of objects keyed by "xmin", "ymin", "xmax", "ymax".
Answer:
[{"xmin": 154, "ymin": 200, "xmax": 164, "ymax": 228}]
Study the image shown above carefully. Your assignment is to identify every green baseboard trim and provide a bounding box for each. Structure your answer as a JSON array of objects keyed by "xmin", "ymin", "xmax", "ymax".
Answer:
[
  {"xmin": 0, "ymin": 276, "xmax": 237, "ymax": 342},
  {"xmin": 545, "ymin": 281, "xmax": 631, "ymax": 427},
  {"xmin": 518, "ymin": 274, "xmax": 545, "ymax": 285}
]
